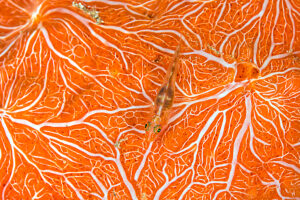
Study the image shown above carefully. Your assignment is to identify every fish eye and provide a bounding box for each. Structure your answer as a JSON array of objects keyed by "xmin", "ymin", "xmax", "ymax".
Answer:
[
  {"xmin": 145, "ymin": 121, "xmax": 151, "ymax": 130},
  {"xmin": 154, "ymin": 125, "xmax": 161, "ymax": 133}
]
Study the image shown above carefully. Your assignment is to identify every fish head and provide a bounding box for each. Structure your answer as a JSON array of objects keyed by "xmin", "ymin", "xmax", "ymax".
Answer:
[{"xmin": 145, "ymin": 116, "xmax": 162, "ymax": 141}]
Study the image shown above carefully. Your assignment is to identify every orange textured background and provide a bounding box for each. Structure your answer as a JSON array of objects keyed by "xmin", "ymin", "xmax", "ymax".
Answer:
[{"xmin": 0, "ymin": 0, "xmax": 299, "ymax": 199}]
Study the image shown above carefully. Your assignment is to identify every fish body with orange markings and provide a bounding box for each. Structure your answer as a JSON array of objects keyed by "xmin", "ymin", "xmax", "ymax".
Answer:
[{"xmin": 145, "ymin": 44, "xmax": 181, "ymax": 142}]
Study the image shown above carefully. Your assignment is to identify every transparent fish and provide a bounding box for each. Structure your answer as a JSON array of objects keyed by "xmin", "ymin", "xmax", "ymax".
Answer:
[{"xmin": 145, "ymin": 43, "xmax": 181, "ymax": 142}]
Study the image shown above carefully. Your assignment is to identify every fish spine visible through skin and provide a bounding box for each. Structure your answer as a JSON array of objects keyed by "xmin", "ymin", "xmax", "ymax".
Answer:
[
  {"xmin": 146, "ymin": 43, "xmax": 181, "ymax": 142},
  {"xmin": 154, "ymin": 44, "xmax": 181, "ymax": 118}
]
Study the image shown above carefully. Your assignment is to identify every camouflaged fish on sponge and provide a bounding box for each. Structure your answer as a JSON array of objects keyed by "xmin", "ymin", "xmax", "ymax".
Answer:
[{"xmin": 145, "ymin": 43, "xmax": 181, "ymax": 142}]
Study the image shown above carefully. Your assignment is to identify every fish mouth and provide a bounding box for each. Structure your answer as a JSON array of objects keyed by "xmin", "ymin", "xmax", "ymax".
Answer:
[{"xmin": 146, "ymin": 129, "xmax": 158, "ymax": 142}]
